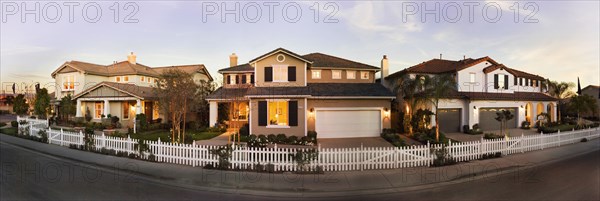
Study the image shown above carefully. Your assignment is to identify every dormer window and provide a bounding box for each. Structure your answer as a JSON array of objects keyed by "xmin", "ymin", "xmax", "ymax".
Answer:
[
  {"xmin": 141, "ymin": 76, "xmax": 145, "ymax": 82},
  {"xmin": 361, "ymin": 71, "xmax": 369, "ymax": 79},
  {"xmin": 63, "ymin": 75, "xmax": 75, "ymax": 91},
  {"xmin": 312, "ymin": 70, "xmax": 321, "ymax": 79},
  {"xmin": 332, "ymin": 70, "xmax": 342, "ymax": 79},
  {"xmin": 347, "ymin": 71, "xmax": 356, "ymax": 79},
  {"xmin": 229, "ymin": 74, "xmax": 236, "ymax": 85},
  {"xmin": 124, "ymin": 76, "xmax": 129, "ymax": 82}
]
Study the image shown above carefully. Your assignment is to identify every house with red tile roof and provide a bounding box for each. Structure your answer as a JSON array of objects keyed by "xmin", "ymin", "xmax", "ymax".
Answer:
[
  {"xmin": 50, "ymin": 53, "xmax": 213, "ymax": 127},
  {"xmin": 382, "ymin": 56, "xmax": 558, "ymax": 133},
  {"xmin": 207, "ymin": 48, "xmax": 394, "ymax": 138}
]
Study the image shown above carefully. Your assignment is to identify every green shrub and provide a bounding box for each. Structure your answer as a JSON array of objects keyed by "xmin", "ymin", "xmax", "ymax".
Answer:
[
  {"xmin": 287, "ymin": 136, "xmax": 298, "ymax": 144},
  {"xmin": 412, "ymin": 127, "xmax": 448, "ymax": 144},
  {"xmin": 239, "ymin": 123, "xmax": 249, "ymax": 136},
  {"xmin": 0, "ymin": 122, "xmax": 6, "ymax": 127},
  {"xmin": 276, "ymin": 134, "xmax": 287, "ymax": 143},
  {"xmin": 136, "ymin": 114, "xmax": 148, "ymax": 131},
  {"xmin": 11, "ymin": 121, "xmax": 18, "ymax": 128},
  {"xmin": 483, "ymin": 133, "xmax": 503, "ymax": 139},
  {"xmin": 520, "ymin": 121, "xmax": 531, "ymax": 129},
  {"xmin": 431, "ymin": 146, "xmax": 456, "ymax": 167},
  {"xmin": 267, "ymin": 134, "xmax": 277, "ymax": 143}
]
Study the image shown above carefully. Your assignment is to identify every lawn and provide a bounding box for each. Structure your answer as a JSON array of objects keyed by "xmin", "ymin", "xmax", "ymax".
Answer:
[
  {"xmin": 130, "ymin": 129, "xmax": 223, "ymax": 143},
  {"xmin": 0, "ymin": 127, "xmax": 18, "ymax": 135}
]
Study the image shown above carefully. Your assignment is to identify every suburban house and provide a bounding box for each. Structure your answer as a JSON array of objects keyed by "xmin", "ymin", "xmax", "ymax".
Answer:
[
  {"xmin": 207, "ymin": 48, "xmax": 395, "ymax": 138},
  {"xmin": 581, "ymin": 85, "xmax": 600, "ymax": 117},
  {"xmin": 50, "ymin": 53, "xmax": 213, "ymax": 127},
  {"xmin": 382, "ymin": 56, "xmax": 558, "ymax": 133}
]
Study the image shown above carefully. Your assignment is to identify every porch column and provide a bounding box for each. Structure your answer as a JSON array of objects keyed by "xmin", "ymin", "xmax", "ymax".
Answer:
[
  {"xmin": 135, "ymin": 99, "xmax": 142, "ymax": 114},
  {"xmin": 76, "ymin": 99, "xmax": 82, "ymax": 117},
  {"xmin": 104, "ymin": 100, "xmax": 110, "ymax": 117},
  {"xmin": 209, "ymin": 101, "xmax": 218, "ymax": 127}
]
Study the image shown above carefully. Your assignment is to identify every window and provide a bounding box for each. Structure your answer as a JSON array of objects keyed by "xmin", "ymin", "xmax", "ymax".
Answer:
[
  {"xmin": 332, "ymin": 70, "xmax": 342, "ymax": 79},
  {"xmin": 361, "ymin": 71, "xmax": 370, "ymax": 79},
  {"xmin": 116, "ymin": 77, "xmax": 121, "ymax": 82},
  {"xmin": 311, "ymin": 70, "xmax": 321, "ymax": 79},
  {"xmin": 148, "ymin": 77, "xmax": 152, "ymax": 83},
  {"xmin": 229, "ymin": 74, "xmax": 236, "ymax": 85},
  {"xmin": 347, "ymin": 71, "xmax": 356, "ymax": 79},
  {"xmin": 526, "ymin": 79, "xmax": 529, "ymax": 86},
  {"xmin": 63, "ymin": 75, "xmax": 75, "ymax": 91},
  {"xmin": 238, "ymin": 103, "xmax": 249, "ymax": 120},
  {"xmin": 469, "ymin": 73, "xmax": 476, "ymax": 83},
  {"xmin": 273, "ymin": 65, "xmax": 288, "ymax": 82},
  {"xmin": 122, "ymin": 102, "xmax": 130, "ymax": 119},
  {"xmin": 141, "ymin": 76, "xmax": 145, "ymax": 82},
  {"xmin": 498, "ymin": 75, "xmax": 505, "ymax": 89},
  {"xmin": 268, "ymin": 100, "xmax": 288, "ymax": 126},
  {"xmin": 124, "ymin": 76, "xmax": 129, "ymax": 82},
  {"xmin": 519, "ymin": 78, "xmax": 523, "ymax": 86},
  {"xmin": 94, "ymin": 102, "xmax": 103, "ymax": 119}
]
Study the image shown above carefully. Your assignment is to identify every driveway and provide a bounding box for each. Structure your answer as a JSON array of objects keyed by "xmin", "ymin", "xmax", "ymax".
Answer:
[
  {"xmin": 446, "ymin": 128, "xmax": 541, "ymax": 142},
  {"xmin": 317, "ymin": 137, "xmax": 393, "ymax": 148}
]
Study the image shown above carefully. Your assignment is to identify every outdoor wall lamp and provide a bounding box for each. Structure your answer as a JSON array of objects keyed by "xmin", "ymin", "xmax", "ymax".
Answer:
[
  {"xmin": 473, "ymin": 106, "xmax": 477, "ymax": 109},
  {"xmin": 383, "ymin": 108, "xmax": 390, "ymax": 118},
  {"xmin": 309, "ymin": 108, "xmax": 314, "ymax": 113}
]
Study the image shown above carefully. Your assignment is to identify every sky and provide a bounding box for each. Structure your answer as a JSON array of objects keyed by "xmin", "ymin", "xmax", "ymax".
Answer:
[{"xmin": 1, "ymin": 1, "xmax": 599, "ymax": 93}]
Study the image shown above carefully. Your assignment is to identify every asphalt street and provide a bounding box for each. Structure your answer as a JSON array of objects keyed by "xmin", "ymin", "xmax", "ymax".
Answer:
[{"xmin": 1, "ymin": 140, "xmax": 598, "ymax": 201}]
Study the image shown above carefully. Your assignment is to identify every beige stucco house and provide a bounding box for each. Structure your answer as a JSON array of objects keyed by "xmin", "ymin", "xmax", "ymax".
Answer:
[
  {"xmin": 207, "ymin": 48, "xmax": 395, "ymax": 138},
  {"xmin": 51, "ymin": 53, "xmax": 213, "ymax": 127}
]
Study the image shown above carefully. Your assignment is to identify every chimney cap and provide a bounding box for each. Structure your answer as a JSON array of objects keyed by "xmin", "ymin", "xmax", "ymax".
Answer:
[{"xmin": 383, "ymin": 55, "xmax": 387, "ymax": 59}]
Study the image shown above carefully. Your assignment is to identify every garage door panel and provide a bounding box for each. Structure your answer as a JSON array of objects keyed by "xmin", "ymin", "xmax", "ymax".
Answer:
[
  {"xmin": 438, "ymin": 108, "xmax": 461, "ymax": 133},
  {"xmin": 479, "ymin": 108, "xmax": 517, "ymax": 131},
  {"xmin": 316, "ymin": 110, "xmax": 381, "ymax": 138}
]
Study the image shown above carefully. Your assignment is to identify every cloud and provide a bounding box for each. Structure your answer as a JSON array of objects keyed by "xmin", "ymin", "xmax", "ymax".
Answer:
[{"xmin": 0, "ymin": 46, "xmax": 50, "ymax": 56}]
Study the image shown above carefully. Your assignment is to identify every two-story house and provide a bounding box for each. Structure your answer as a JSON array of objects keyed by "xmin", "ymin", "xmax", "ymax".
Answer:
[
  {"xmin": 207, "ymin": 48, "xmax": 395, "ymax": 138},
  {"xmin": 383, "ymin": 56, "xmax": 558, "ymax": 133},
  {"xmin": 50, "ymin": 53, "xmax": 213, "ymax": 127},
  {"xmin": 581, "ymin": 85, "xmax": 600, "ymax": 118}
]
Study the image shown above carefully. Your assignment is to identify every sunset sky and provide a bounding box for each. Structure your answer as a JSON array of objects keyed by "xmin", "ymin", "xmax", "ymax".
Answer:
[{"xmin": 1, "ymin": 1, "xmax": 598, "ymax": 93}]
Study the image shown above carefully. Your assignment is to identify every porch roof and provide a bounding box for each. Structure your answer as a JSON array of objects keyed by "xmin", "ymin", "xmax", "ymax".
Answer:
[{"xmin": 72, "ymin": 82, "xmax": 157, "ymax": 100}]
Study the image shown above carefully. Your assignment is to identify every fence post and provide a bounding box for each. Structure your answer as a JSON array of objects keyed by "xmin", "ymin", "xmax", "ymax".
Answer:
[
  {"xmin": 48, "ymin": 127, "xmax": 52, "ymax": 144},
  {"xmin": 521, "ymin": 133, "xmax": 525, "ymax": 153},
  {"xmin": 427, "ymin": 141, "xmax": 431, "ymax": 167},
  {"xmin": 360, "ymin": 143, "xmax": 364, "ymax": 171},
  {"xmin": 558, "ymin": 130, "xmax": 561, "ymax": 146},
  {"xmin": 479, "ymin": 137, "xmax": 483, "ymax": 157},
  {"xmin": 102, "ymin": 133, "xmax": 106, "ymax": 149},
  {"xmin": 29, "ymin": 121, "xmax": 32, "ymax": 136},
  {"xmin": 540, "ymin": 132, "xmax": 544, "ymax": 150},
  {"xmin": 127, "ymin": 135, "xmax": 132, "ymax": 153},
  {"xmin": 79, "ymin": 130, "xmax": 84, "ymax": 146},
  {"xmin": 157, "ymin": 138, "xmax": 162, "ymax": 162},
  {"xmin": 60, "ymin": 128, "xmax": 64, "ymax": 146}
]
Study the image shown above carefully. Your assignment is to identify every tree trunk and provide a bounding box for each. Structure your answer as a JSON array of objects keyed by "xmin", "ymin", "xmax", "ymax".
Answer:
[
  {"xmin": 435, "ymin": 113, "xmax": 440, "ymax": 142},
  {"xmin": 182, "ymin": 99, "xmax": 187, "ymax": 143}
]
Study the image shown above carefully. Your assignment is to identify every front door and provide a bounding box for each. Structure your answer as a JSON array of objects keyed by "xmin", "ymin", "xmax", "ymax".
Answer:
[{"xmin": 144, "ymin": 101, "xmax": 153, "ymax": 121}]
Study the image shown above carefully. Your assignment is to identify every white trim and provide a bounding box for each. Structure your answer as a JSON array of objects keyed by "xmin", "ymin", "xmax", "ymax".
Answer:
[
  {"xmin": 206, "ymin": 98, "xmax": 250, "ymax": 101},
  {"xmin": 78, "ymin": 97, "xmax": 140, "ymax": 101},
  {"xmin": 266, "ymin": 125, "xmax": 290, "ymax": 129},
  {"xmin": 304, "ymin": 98, "xmax": 307, "ymax": 136},
  {"xmin": 250, "ymin": 49, "xmax": 313, "ymax": 64},
  {"xmin": 218, "ymin": 70, "xmax": 254, "ymax": 73},
  {"xmin": 249, "ymin": 99, "xmax": 253, "ymax": 133},
  {"xmin": 304, "ymin": 63, "xmax": 307, "ymax": 86},
  {"xmin": 246, "ymin": 95, "xmax": 310, "ymax": 98},
  {"xmin": 276, "ymin": 54, "xmax": 286, "ymax": 62},
  {"xmin": 72, "ymin": 83, "xmax": 144, "ymax": 99},
  {"xmin": 272, "ymin": 65, "xmax": 288, "ymax": 82},
  {"xmin": 311, "ymin": 67, "xmax": 378, "ymax": 71}
]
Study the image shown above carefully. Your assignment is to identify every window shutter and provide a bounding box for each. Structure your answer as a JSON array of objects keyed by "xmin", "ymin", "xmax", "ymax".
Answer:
[
  {"xmin": 504, "ymin": 75, "xmax": 508, "ymax": 89},
  {"xmin": 530, "ymin": 79, "xmax": 533, "ymax": 86},
  {"xmin": 514, "ymin": 77, "xmax": 517, "ymax": 85},
  {"xmin": 250, "ymin": 74, "xmax": 255, "ymax": 84},
  {"xmin": 258, "ymin": 101, "xmax": 267, "ymax": 126},
  {"xmin": 235, "ymin": 75, "xmax": 240, "ymax": 84},
  {"xmin": 288, "ymin": 101, "xmax": 298, "ymax": 126},
  {"xmin": 519, "ymin": 78, "xmax": 523, "ymax": 86},
  {"xmin": 241, "ymin": 75, "xmax": 247, "ymax": 84},
  {"xmin": 264, "ymin": 67, "xmax": 273, "ymax": 82},
  {"xmin": 288, "ymin": 66, "xmax": 296, "ymax": 81},
  {"xmin": 226, "ymin": 75, "xmax": 230, "ymax": 84},
  {"xmin": 494, "ymin": 74, "xmax": 499, "ymax": 89}
]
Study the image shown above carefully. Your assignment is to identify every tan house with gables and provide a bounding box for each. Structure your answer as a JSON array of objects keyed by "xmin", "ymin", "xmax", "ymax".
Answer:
[
  {"xmin": 51, "ymin": 53, "xmax": 213, "ymax": 127},
  {"xmin": 207, "ymin": 48, "xmax": 395, "ymax": 138}
]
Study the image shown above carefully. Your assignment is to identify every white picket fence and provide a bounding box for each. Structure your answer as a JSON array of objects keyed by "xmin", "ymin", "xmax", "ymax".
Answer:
[{"xmin": 15, "ymin": 117, "xmax": 600, "ymax": 172}]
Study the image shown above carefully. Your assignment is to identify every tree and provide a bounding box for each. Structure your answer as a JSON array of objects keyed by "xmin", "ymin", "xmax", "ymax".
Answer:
[
  {"xmin": 547, "ymin": 80, "xmax": 576, "ymax": 122},
  {"xmin": 192, "ymin": 80, "xmax": 217, "ymax": 128},
  {"xmin": 494, "ymin": 110, "xmax": 514, "ymax": 136},
  {"xmin": 422, "ymin": 74, "xmax": 457, "ymax": 142},
  {"xmin": 33, "ymin": 88, "xmax": 51, "ymax": 118},
  {"xmin": 155, "ymin": 69, "xmax": 198, "ymax": 143},
  {"xmin": 568, "ymin": 94, "xmax": 598, "ymax": 126},
  {"xmin": 392, "ymin": 74, "xmax": 427, "ymax": 135},
  {"xmin": 59, "ymin": 94, "xmax": 76, "ymax": 122},
  {"xmin": 13, "ymin": 94, "xmax": 28, "ymax": 115}
]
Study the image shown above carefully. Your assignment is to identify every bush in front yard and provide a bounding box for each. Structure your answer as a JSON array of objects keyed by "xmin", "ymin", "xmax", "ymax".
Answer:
[
  {"xmin": 483, "ymin": 133, "xmax": 504, "ymax": 139},
  {"xmin": 412, "ymin": 127, "xmax": 448, "ymax": 144},
  {"xmin": 239, "ymin": 123, "xmax": 249, "ymax": 136},
  {"xmin": 11, "ymin": 121, "xmax": 18, "ymax": 128}
]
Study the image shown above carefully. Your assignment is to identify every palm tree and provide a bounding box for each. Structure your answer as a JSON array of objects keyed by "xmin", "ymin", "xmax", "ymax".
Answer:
[
  {"xmin": 568, "ymin": 94, "xmax": 598, "ymax": 126},
  {"xmin": 392, "ymin": 74, "xmax": 427, "ymax": 135},
  {"xmin": 423, "ymin": 74, "xmax": 457, "ymax": 142},
  {"xmin": 494, "ymin": 110, "xmax": 514, "ymax": 136},
  {"xmin": 547, "ymin": 80, "xmax": 576, "ymax": 122}
]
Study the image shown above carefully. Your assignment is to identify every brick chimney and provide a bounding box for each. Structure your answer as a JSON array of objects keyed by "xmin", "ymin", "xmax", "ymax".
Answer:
[
  {"xmin": 229, "ymin": 53, "xmax": 238, "ymax": 67},
  {"xmin": 381, "ymin": 55, "xmax": 389, "ymax": 86},
  {"xmin": 127, "ymin": 52, "xmax": 136, "ymax": 64}
]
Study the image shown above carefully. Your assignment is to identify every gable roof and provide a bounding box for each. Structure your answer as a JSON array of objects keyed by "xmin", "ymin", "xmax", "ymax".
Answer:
[
  {"xmin": 72, "ymin": 81, "xmax": 157, "ymax": 100},
  {"xmin": 217, "ymin": 63, "xmax": 254, "ymax": 73},
  {"xmin": 387, "ymin": 56, "xmax": 545, "ymax": 80},
  {"xmin": 303, "ymin": 53, "xmax": 380, "ymax": 70},
  {"xmin": 51, "ymin": 60, "xmax": 212, "ymax": 81},
  {"xmin": 248, "ymin": 47, "xmax": 313, "ymax": 64}
]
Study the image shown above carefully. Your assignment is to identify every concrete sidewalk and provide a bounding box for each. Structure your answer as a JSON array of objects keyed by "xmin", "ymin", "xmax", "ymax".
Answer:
[{"xmin": 1, "ymin": 133, "xmax": 598, "ymax": 197}]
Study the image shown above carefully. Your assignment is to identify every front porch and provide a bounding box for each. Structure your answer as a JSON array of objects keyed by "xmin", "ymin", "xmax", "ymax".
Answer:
[
  {"xmin": 75, "ymin": 97, "xmax": 160, "ymax": 128},
  {"xmin": 209, "ymin": 100, "xmax": 249, "ymax": 129}
]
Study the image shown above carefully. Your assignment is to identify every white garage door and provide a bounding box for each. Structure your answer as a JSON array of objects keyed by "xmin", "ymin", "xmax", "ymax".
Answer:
[{"xmin": 316, "ymin": 110, "xmax": 381, "ymax": 138}]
